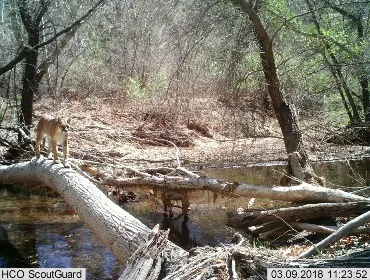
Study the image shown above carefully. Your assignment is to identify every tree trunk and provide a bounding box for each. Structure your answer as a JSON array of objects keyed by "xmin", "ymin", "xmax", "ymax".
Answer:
[
  {"xmin": 230, "ymin": 0, "xmax": 321, "ymax": 183},
  {"xmin": 20, "ymin": 38, "xmax": 39, "ymax": 129},
  {"xmin": 360, "ymin": 75, "xmax": 369, "ymax": 122},
  {"xmin": 353, "ymin": 13, "xmax": 369, "ymax": 122},
  {"xmin": 325, "ymin": 55, "xmax": 354, "ymax": 123},
  {"xmin": 17, "ymin": 0, "xmax": 47, "ymax": 130},
  {"xmin": 239, "ymin": 2, "xmax": 304, "ymax": 154},
  {"xmin": 0, "ymin": 159, "xmax": 187, "ymax": 264}
]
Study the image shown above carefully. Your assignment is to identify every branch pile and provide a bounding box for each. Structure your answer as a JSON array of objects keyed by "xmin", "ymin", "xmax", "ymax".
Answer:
[
  {"xmin": 228, "ymin": 202, "xmax": 370, "ymax": 241},
  {"xmin": 132, "ymin": 112, "xmax": 195, "ymax": 147}
]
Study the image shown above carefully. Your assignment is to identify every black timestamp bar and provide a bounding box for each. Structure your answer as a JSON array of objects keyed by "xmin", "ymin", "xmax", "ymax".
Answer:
[{"xmin": 267, "ymin": 268, "xmax": 370, "ymax": 280}]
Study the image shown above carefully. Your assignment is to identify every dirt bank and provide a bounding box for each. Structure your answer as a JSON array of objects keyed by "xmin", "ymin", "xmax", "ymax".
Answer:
[{"xmin": 29, "ymin": 98, "xmax": 370, "ymax": 169}]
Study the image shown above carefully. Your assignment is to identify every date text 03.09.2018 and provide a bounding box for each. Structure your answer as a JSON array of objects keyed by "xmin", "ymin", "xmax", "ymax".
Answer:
[{"xmin": 267, "ymin": 268, "xmax": 369, "ymax": 280}]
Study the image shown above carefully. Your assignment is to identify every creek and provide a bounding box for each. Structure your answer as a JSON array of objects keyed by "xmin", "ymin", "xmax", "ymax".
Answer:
[{"xmin": 0, "ymin": 158, "xmax": 369, "ymax": 278}]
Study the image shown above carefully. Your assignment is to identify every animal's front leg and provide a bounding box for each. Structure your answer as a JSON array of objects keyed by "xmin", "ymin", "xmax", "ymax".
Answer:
[
  {"xmin": 62, "ymin": 139, "xmax": 70, "ymax": 168},
  {"xmin": 46, "ymin": 138, "xmax": 52, "ymax": 159},
  {"xmin": 51, "ymin": 140, "xmax": 60, "ymax": 164},
  {"xmin": 35, "ymin": 138, "xmax": 42, "ymax": 159},
  {"xmin": 35, "ymin": 133, "xmax": 44, "ymax": 159}
]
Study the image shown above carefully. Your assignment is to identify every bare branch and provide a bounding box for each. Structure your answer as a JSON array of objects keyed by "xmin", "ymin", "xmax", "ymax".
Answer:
[
  {"xmin": 0, "ymin": 0, "xmax": 106, "ymax": 76},
  {"xmin": 298, "ymin": 210, "xmax": 370, "ymax": 259}
]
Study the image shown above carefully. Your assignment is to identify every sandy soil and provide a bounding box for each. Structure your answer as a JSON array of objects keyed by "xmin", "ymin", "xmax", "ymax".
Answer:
[{"xmin": 30, "ymin": 98, "xmax": 370, "ymax": 169}]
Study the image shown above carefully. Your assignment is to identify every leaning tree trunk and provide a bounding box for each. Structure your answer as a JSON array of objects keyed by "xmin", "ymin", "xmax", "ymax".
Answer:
[{"xmin": 231, "ymin": 0, "xmax": 322, "ymax": 185}]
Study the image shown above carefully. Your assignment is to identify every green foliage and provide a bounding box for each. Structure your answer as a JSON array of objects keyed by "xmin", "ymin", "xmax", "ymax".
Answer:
[
  {"xmin": 260, "ymin": 0, "xmax": 369, "ymax": 123},
  {"xmin": 149, "ymin": 71, "xmax": 168, "ymax": 95},
  {"xmin": 127, "ymin": 76, "xmax": 147, "ymax": 100},
  {"xmin": 267, "ymin": 0, "xmax": 303, "ymax": 28},
  {"xmin": 323, "ymin": 93, "xmax": 350, "ymax": 125},
  {"xmin": 85, "ymin": 95, "xmax": 99, "ymax": 104},
  {"xmin": 241, "ymin": 52, "xmax": 264, "ymax": 91}
]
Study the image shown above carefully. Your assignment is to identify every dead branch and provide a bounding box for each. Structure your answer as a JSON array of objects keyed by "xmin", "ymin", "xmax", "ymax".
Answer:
[
  {"xmin": 289, "ymin": 222, "xmax": 370, "ymax": 235},
  {"xmin": 69, "ymin": 162, "xmax": 101, "ymax": 186},
  {"xmin": 228, "ymin": 202, "xmax": 370, "ymax": 229},
  {"xmin": 298, "ymin": 210, "xmax": 370, "ymax": 259},
  {"xmin": 84, "ymin": 124, "xmax": 111, "ymax": 130}
]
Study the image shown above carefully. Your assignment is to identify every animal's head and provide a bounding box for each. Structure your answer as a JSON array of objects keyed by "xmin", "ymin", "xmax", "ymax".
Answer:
[{"xmin": 57, "ymin": 117, "xmax": 71, "ymax": 133}]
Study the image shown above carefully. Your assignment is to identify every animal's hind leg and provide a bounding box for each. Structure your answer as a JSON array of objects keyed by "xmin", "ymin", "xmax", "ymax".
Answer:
[{"xmin": 62, "ymin": 139, "xmax": 70, "ymax": 168}]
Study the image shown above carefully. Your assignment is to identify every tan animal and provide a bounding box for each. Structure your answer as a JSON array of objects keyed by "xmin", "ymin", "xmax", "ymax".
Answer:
[{"xmin": 35, "ymin": 115, "xmax": 71, "ymax": 168}]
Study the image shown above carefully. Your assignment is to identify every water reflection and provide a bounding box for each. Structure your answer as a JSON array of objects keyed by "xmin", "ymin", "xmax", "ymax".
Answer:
[
  {"xmin": 0, "ymin": 186, "xmax": 123, "ymax": 279},
  {"xmin": 315, "ymin": 159, "xmax": 370, "ymax": 188},
  {"xmin": 202, "ymin": 158, "xmax": 370, "ymax": 188},
  {"xmin": 0, "ymin": 226, "xmax": 31, "ymax": 268}
]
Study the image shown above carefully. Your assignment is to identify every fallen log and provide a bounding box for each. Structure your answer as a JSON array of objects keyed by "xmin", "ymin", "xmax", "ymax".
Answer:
[
  {"xmin": 298, "ymin": 210, "xmax": 370, "ymax": 259},
  {"xmin": 227, "ymin": 202, "xmax": 370, "ymax": 229},
  {"xmin": 100, "ymin": 170, "xmax": 369, "ymax": 203},
  {"xmin": 289, "ymin": 222, "xmax": 370, "ymax": 235},
  {"xmin": 0, "ymin": 158, "xmax": 188, "ymax": 265},
  {"xmin": 228, "ymin": 202, "xmax": 370, "ymax": 241},
  {"xmin": 250, "ymin": 221, "xmax": 370, "ymax": 241}
]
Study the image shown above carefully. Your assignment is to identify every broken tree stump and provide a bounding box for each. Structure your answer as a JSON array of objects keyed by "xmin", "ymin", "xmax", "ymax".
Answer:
[{"xmin": 119, "ymin": 225, "xmax": 170, "ymax": 280}]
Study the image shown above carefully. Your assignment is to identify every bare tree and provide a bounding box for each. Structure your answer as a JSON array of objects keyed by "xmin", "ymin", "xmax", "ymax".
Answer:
[
  {"xmin": 230, "ymin": 0, "xmax": 322, "ymax": 184},
  {"xmin": 0, "ymin": 0, "xmax": 105, "ymax": 134}
]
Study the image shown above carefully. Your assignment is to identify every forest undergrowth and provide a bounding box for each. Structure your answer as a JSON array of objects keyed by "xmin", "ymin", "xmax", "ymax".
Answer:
[{"xmin": 19, "ymin": 96, "xmax": 368, "ymax": 169}]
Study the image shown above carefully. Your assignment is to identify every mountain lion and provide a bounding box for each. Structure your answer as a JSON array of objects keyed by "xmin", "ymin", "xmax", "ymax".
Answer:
[{"xmin": 35, "ymin": 115, "xmax": 71, "ymax": 168}]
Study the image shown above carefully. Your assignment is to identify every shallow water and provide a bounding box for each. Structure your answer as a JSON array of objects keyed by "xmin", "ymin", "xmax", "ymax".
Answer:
[
  {"xmin": 202, "ymin": 158, "xmax": 370, "ymax": 188},
  {"xmin": 1, "ymin": 158, "xmax": 369, "ymax": 277},
  {"xmin": 0, "ymin": 187, "xmax": 123, "ymax": 279}
]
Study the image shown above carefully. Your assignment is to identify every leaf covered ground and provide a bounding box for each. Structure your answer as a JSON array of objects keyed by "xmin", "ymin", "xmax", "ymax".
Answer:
[{"xmin": 29, "ymin": 97, "xmax": 369, "ymax": 169}]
